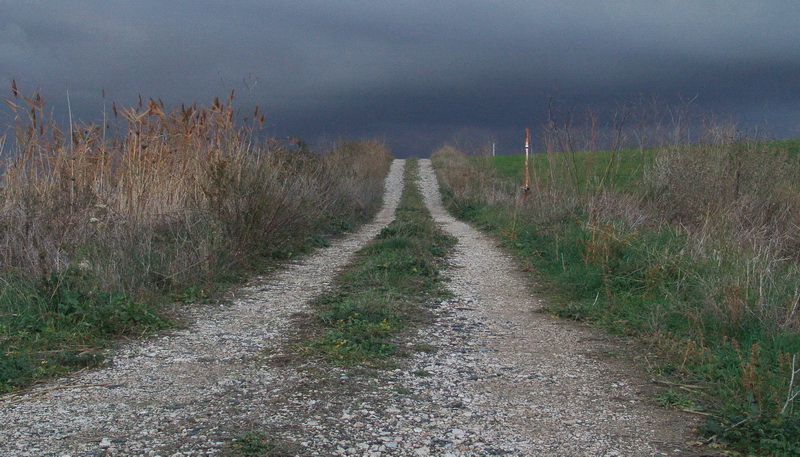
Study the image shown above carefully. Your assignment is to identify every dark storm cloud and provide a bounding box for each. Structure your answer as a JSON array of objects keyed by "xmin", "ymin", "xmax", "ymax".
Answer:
[{"xmin": 2, "ymin": 1, "xmax": 799, "ymax": 156}]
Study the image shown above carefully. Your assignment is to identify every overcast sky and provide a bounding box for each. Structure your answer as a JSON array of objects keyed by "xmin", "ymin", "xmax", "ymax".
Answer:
[{"xmin": 2, "ymin": 1, "xmax": 799, "ymax": 156}]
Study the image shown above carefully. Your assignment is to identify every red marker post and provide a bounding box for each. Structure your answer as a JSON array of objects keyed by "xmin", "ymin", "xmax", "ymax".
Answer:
[{"xmin": 522, "ymin": 128, "xmax": 531, "ymax": 197}]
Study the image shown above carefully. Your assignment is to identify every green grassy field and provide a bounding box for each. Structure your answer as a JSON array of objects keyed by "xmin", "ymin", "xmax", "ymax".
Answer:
[
  {"xmin": 484, "ymin": 138, "xmax": 800, "ymax": 192},
  {"xmin": 484, "ymin": 147, "xmax": 651, "ymax": 191}
]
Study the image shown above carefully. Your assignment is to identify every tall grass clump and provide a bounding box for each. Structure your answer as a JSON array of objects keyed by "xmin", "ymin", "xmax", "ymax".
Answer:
[
  {"xmin": 432, "ymin": 106, "xmax": 800, "ymax": 454},
  {"xmin": 0, "ymin": 85, "xmax": 391, "ymax": 391}
]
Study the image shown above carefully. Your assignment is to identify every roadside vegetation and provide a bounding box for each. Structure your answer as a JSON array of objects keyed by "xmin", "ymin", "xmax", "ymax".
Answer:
[
  {"xmin": 303, "ymin": 158, "xmax": 456, "ymax": 364},
  {"xmin": 0, "ymin": 85, "xmax": 392, "ymax": 392},
  {"xmin": 432, "ymin": 111, "xmax": 800, "ymax": 455},
  {"xmin": 230, "ymin": 431, "xmax": 297, "ymax": 457}
]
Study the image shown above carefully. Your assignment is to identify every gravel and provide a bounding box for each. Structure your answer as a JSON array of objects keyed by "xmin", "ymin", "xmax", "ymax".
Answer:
[{"xmin": 0, "ymin": 158, "xmax": 705, "ymax": 457}]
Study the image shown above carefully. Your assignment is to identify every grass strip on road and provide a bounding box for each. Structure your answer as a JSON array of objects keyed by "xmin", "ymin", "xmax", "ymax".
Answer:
[{"xmin": 303, "ymin": 158, "xmax": 456, "ymax": 364}]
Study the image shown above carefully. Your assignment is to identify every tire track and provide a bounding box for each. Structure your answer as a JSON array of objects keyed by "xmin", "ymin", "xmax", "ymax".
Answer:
[{"xmin": 414, "ymin": 158, "xmax": 702, "ymax": 456}]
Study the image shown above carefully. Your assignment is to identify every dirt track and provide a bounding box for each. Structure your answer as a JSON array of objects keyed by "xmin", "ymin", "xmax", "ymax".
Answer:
[{"xmin": 0, "ymin": 158, "xmax": 703, "ymax": 456}]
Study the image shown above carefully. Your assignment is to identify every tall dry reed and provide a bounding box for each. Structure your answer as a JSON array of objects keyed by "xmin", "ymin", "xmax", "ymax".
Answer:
[
  {"xmin": 0, "ymin": 86, "xmax": 391, "ymax": 296},
  {"xmin": 0, "ymin": 85, "xmax": 391, "ymax": 391}
]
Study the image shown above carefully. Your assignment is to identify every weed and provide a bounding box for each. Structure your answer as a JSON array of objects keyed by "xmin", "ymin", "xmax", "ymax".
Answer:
[
  {"xmin": 654, "ymin": 388, "xmax": 696, "ymax": 410},
  {"xmin": 414, "ymin": 343, "xmax": 437, "ymax": 354},
  {"xmin": 230, "ymin": 431, "xmax": 296, "ymax": 457}
]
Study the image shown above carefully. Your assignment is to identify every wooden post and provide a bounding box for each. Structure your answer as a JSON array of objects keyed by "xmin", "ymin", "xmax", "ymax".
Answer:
[{"xmin": 522, "ymin": 128, "xmax": 531, "ymax": 197}]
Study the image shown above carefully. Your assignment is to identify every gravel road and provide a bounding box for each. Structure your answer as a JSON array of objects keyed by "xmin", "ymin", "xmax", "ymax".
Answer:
[{"xmin": 0, "ymin": 158, "xmax": 704, "ymax": 456}]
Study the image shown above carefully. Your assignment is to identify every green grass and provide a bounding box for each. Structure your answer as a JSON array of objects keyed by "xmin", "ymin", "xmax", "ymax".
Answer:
[
  {"xmin": 768, "ymin": 138, "xmax": 800, "ymax": 158},
  {"xmin": 303, "ymin": 158, "xmax": 456, "ymax": 364},
  {"xmin": 482, "ymin": 147, "xmax": 652, "ymax": 193},
  {"xmin": 485, "ymin": 138, "xmax": 800, "ymax": 193},
  {"xmin": 229, "ymin": 431, "xmax": 296, "ymax": 457},
  {"xmin": 0, "ymin": 269, "xmax": 167, "ymax": 392}
]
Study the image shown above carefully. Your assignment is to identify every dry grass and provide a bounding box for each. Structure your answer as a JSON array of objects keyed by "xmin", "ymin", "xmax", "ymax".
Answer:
[
  {"xmin": 645, "ymin": 127, "xmax": 800, "ymax": 259},
  {"xmin": 0, "ymin": 87, "xmax": 391, "ymax": 294},
  {"xmin": 0, "ymin": 85, "xmax": 391, "ymax": 391}
]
